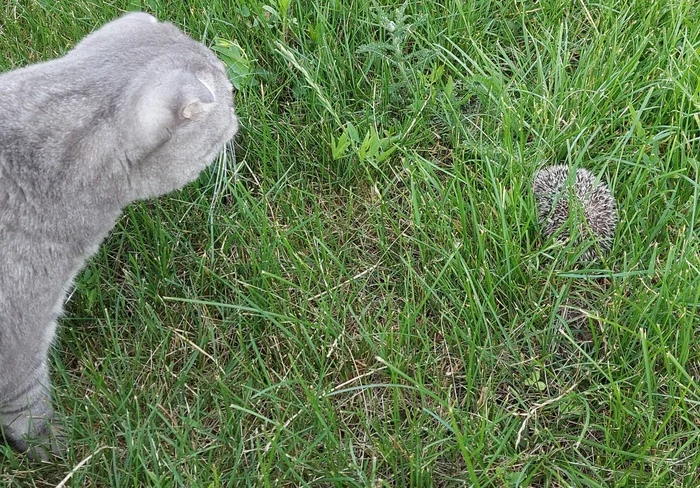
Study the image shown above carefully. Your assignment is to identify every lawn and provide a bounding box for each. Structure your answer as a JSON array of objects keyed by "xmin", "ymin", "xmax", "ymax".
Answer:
[{"xmin": 1, "ymin": 0, "xmax": 700, "ymax": 486}]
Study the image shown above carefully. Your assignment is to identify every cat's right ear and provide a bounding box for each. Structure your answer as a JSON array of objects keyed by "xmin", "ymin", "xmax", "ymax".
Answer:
[
  {"xmin": 134, "ymin": 71, "xmax": 216, "ymax": 146},
  {"xmin": 120, "ymin": 12, "xmax": 158, "ymax": 24}
]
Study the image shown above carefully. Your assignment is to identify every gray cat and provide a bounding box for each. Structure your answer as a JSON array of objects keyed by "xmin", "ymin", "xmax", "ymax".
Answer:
[{"xmin": 0, "ymin": 12, "xmax": 238, "ymax": 460}]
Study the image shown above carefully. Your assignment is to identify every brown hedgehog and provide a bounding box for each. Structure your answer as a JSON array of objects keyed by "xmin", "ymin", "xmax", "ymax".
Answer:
[{"xmin": 532, "ymin": 165, "xmax": 617, "ymax": 262}]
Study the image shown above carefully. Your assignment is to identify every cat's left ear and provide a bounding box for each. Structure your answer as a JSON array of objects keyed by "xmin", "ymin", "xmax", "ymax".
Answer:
[
  {"xmin": 179, "ymin": 74, "xmax": 216, "ymax": 120},
  {"xmin": 135, "ymin": 71, "xmax": 216, "ymax": 138}
]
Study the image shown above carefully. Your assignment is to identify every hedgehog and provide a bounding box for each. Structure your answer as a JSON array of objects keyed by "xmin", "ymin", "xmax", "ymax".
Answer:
[{"xmin": 532, "ymin": 165, "xmax": 617, "ymax": 262}]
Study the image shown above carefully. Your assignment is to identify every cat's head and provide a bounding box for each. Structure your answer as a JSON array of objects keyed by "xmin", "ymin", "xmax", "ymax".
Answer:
[{"xmin": 74, "ymin": 13, "xmax": 239, "ymax": 200}]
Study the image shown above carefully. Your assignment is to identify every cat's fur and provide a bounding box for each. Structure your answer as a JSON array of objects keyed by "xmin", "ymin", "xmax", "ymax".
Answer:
[{"xmin": 0, "ymin": 12, "xmax": 238, "ymax": 459}]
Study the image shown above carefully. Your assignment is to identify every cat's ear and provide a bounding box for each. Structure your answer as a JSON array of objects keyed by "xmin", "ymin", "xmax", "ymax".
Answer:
[
  {"xmin": 181, "ymin": 89, "xmax": 212, "ymax": 119},
  {"xmin": 177, "ymin": 73, "xmax": 216, "ymax": 120},
  {"xmin": 135, "ymin": 72, "xmax": 216, "ymax": 137},
  {"xmin": 180, "ymin": 74, "xmax": 216, "ymax": 119}
]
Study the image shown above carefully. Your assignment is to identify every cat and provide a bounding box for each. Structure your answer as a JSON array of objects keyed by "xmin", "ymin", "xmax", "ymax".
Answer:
[{"xmin": 0, "ymin": 12, "xmax": 238, "ymax": 460}]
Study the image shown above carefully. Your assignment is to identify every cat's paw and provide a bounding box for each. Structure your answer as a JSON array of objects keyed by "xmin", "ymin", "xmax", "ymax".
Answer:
[
  {"xmin": 5, "ymin": 420, "xmax": 67, "ymax": 462},
  {"xmin": 30, "ymin": 421, "xmax": 66, "ymax": 462}
]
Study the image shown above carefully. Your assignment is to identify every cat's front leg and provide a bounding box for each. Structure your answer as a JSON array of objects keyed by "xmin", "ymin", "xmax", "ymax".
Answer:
[{"xmin": 1, "ymin": 359, "xmax": 65, "ymax": 461}]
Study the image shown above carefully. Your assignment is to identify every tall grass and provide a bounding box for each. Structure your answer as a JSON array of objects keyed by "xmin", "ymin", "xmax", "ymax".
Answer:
[{"xmin": 1, "ymin": 0, "xmax": 699, "ymax": 486}]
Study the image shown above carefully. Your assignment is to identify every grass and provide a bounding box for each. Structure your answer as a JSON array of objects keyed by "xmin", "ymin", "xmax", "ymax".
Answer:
[{"xmin": 1, "ymin": 0, "xmax": 700, "ymax": 486}]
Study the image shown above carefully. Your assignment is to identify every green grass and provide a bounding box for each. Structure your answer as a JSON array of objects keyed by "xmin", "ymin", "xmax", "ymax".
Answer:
[{"xmin": 2, "ymin": 0, "xmax": 700, "ymax": 486}]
